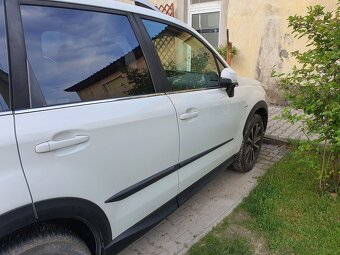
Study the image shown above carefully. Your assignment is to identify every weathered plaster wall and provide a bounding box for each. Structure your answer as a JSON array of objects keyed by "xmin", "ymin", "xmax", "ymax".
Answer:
[{"xmin": 226, "ymin": 0, "xmax": 337, "ymax": 104}]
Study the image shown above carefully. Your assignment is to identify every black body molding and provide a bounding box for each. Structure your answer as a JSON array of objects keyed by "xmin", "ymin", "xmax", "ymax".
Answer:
[
  {"xmin": 104, "ymin": 198, "xmax": 178, "ymax": 254},
  {"xmin": 104, "ymin": 154, "xmax": 237, "ymax": 254},
  {"xmin": 34, "ymin": 198, "xmax": 112, "ymax": 246},
  {"xmin": 105, "ymin": 138, "xmax": 233, "ymax": 203},
  {"xmin": 244, "ymin": 100, "xmax": 268, "ymax": 135},
  {"xmin": 0, "ymin": 203, "xmax": 36, "ymax": 240},
  {"xmin": 177, "ymin": 154, "xmax": 237, "ymax": 206},
  {"xmin": 0, "ymin": 198, "xmax": 112, "ymax": 255}
]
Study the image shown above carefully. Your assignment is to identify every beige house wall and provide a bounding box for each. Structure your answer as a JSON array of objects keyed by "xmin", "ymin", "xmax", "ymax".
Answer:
[{"xmin": 226, "ymin": 0, "xmax": 337, "ymax": 104}]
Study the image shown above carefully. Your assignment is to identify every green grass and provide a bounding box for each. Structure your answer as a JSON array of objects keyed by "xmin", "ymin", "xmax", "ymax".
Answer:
[
  {"xmin": 187, "ymin": 149, "xmax": 340, "ymax": 255},
  {"xmin": 188, "ymin": 233, "xmax": 252, "ymax": 255}
]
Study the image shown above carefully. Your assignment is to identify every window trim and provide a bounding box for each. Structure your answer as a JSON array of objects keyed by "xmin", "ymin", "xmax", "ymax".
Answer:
[
  {"xmin": 129, "ymin": 13, "xmax": 170, "ymax": 93},
  {"xmin": 14, "ymin": 93, "xmax": 166, "ymax": 115},
  {"xmin": 0, "ymin": 0, "xmax": 10, "ymax": 112},
  {"xmin": 4, "ymin": 0, "xmax": 29, "ymax": 110},
  {"xmin": 7, "ymin": 0, "xmax": 166, "ymax": 110},
  {"xmin": 137, "ymin": 14, "xmax": 225, "ymax": 93},
  {"xmin": 0, "ymin": 111, "xmax": 11, "ymax": 116}
]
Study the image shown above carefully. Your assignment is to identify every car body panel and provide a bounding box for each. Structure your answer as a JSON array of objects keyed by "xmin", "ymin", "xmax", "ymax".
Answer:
[
  {"xmin": 166, "ymin": 89, "xmax": 244, "ymax": 193},
  {"xmin": 0, "ymin": 114, "xmax": 33, "ymax": 215},
  {"xmin": 235, "ymin": 76, "xmax": 267, "ymax": 135},
  {"xmin": 14, "ymin": 96, "xmax": 179, "ymax": 239}
]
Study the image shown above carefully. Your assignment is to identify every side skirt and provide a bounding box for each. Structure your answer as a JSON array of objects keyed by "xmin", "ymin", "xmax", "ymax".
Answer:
[
  {"xmin": 104, "ymin": 198, "xmax": 178, "ymax": 254},
  {"xmin": 177, "ymin": 154, "xmax": 237, "ymax": 206},
  {"xmin": 104, "ymin": 154, "xmax": 237, "ymax": 254}
]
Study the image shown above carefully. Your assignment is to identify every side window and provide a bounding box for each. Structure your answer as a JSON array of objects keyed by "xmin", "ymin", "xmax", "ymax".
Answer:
[
  {"xmin": 143, "ymin": 19, "xmax": 219, "ymax": 91},
  {"xmin": 0, "ymin": 0, "xmax": 9, "ymax": 111},
  {"xmin": 21, "ymin": 6, "xmax": 154, "ymax": 107}
]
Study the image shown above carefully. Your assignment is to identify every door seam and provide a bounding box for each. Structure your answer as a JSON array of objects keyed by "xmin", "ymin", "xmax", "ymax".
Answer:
[
  {"xmin": 13, "ymin": 113, "xmax": 38, "ymax": 219},
  {"xmin": 165, "ymin": 95, "xmax": 181, "ymax": 195}
]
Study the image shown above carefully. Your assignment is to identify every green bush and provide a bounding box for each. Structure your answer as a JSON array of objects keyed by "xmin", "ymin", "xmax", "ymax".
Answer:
[
  {"xmin": 273, "ymin": 3, "xmax": 340, "ymax": 193},
  {"xmin": 216, "ymin": 45, "xmax": 238, "ymax": 60}
]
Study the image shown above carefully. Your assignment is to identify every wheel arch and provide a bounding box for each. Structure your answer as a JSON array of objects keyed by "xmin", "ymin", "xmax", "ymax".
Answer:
[
  {"xmin": 0, "ymin": 197, "xmax": 112, "ymax": 255},
  {"xmin": 243, "ymin": 100, "xmax": 268, "ymax": 136}
]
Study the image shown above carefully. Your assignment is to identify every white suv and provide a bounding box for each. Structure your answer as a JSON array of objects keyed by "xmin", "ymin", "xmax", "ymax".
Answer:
[{"xmin": 0, "ymin": 0, "xmax": 268, "ymax": 254}]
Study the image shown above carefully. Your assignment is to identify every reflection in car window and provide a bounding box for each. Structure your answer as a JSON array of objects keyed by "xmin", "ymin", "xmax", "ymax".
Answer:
[
  {"xmin": 143, "ymin": 19, "xmax": 219, "ymax": 91},
  {"xmin": 21, "ymin": 6, "xmax": 154, "ymax": 107},
  {"xmin": 0, "ymin": 0, "xmax": 9, "ymax": 111}
]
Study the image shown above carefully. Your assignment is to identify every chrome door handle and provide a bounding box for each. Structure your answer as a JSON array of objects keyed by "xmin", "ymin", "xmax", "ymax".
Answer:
[
  {"xmin": 35, "ymin": 135, "xmax": 90, "ymax": 153},
  {"xmin": 180, "ymin": 111, "xmax": 199, "ymax": 120}
]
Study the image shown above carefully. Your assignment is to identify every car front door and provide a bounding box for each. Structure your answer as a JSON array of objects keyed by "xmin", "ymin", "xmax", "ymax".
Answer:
[
  {"xmin": 142, "ymin": 19, "xmax": 244, "ymax": 199},
  {"xmin": 10, "ymin": 3, "xmax": 179, "ymax": 239}
]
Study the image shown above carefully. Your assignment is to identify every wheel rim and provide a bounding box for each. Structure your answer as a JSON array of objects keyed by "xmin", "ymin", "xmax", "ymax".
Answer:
[{"xmin": 245, "ymin": 122, "xmax": 262, "ymax": 165}]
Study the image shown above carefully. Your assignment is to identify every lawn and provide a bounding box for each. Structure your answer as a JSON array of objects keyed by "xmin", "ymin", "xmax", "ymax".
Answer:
[{"xmin": 187, "ymin": 148, "xmax": 340, "ymax": 255}]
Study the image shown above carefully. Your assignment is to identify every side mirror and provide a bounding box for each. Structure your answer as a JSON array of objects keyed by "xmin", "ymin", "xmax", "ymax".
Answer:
[{"xmin": 219, "ymin": 68, "xmax": 238, "ymax": 97}]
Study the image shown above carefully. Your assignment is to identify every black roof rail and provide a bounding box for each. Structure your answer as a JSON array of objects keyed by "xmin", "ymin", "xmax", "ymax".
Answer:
[{"xmin": 133, "ymin": 0, "xmax": 161, "ymax": 12}]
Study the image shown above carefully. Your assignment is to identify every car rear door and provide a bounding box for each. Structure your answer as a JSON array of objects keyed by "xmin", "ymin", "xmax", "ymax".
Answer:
[
  {"xmin": 9, "ymin": 2, "xmax": 179, "ymax": 239},
  {"xmin": 141, "ymin": 18, "xmax": 245, "ymax": 200}
]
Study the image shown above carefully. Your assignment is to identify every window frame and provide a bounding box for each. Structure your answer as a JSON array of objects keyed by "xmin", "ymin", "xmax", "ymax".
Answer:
[
  {"xmin": 5, "ymin": 0, "xmax": 167, "ymax": 111},
  {"xmin": 188, "ymin": 3, "xmax": 222, "ymax": 48},
  {"xmin": 135, "ymin": 14, "xmax": 226, "ymax": 94},
  {"xmin": 0, "ymin": 0, "xmax": 13, "ymax": 112},
  {"xmin": 0, "ymin": 0, "xmax": 10, "ymax": 113}
]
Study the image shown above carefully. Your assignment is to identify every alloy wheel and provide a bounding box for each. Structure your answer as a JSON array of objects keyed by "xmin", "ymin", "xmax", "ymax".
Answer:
[{"xmin": 245, "ymin": 122, "xmax": 262, "ymax": 165}]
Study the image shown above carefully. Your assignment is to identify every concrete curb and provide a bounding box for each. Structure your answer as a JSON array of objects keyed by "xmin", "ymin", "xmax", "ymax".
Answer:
[{"xmin": 263, "ymin": 135, "xmax": 289, "ymax": 146}]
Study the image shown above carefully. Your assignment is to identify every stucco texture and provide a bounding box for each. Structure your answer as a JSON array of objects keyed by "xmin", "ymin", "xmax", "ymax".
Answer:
[{"xmin": 226, "ymin": 0, "xmax": 337, "ymax": 104}]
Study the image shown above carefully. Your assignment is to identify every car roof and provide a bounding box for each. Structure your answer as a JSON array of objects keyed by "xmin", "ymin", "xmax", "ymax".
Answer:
[
  {"xmin": 47, "ymin": 0, "xmax": 189, "ymax": 32},
  {"xmin": 44, "ymin": 0, "xmax": 228, "ymax": 67}
]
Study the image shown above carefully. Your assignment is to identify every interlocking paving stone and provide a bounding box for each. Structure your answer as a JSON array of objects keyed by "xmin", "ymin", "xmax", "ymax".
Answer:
[
  {"xmin": 266, "ymin": 105, "xmax": 305, "ymax": 141},
  {"xmin": 119, "ymin": 143, "xmax": 289, "ymax": 255}
]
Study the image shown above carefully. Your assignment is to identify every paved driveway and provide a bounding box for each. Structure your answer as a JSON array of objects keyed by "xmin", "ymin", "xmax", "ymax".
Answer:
[{"xmin": 119, "ymin": 143, "xmax": 288, "ymax": 255}]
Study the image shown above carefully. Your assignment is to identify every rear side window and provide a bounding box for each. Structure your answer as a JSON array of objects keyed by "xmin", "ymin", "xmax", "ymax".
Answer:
[
  {"xmin": 21, "ymin": 6, "xmax": 154, "ymax": 107},
  {"xmin": 143, "ymin": 19, "xmax": 219, "ymax": 91},
  {"xmin": 0, "ymin": 0, "xmax": 9, "ymax": 111}
]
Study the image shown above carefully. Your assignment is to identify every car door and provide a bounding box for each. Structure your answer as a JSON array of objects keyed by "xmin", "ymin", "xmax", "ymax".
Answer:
[
  {"xmin": 11, "ymin": 3, "xmax": 179, "ymax": 239},
  {"xmin": 142, "ymin": 19, "xmax": 245, "ymax": 197},
  {"xmin": 0, "ymin": 0, "xmax": 33, "ymax": 218}
]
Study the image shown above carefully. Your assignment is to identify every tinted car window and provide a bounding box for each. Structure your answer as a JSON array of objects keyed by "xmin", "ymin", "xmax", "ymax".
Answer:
[
  {"xmin": 21, "ymin": 6, "xmax": 154, "ymax": 107},
  {"xmin": 0, "ymin": 0, "xmax": 9, "ymax": 111},
  {"xmin": 143, "ymin": 19, "xmax": 219, "ymax": 91}
]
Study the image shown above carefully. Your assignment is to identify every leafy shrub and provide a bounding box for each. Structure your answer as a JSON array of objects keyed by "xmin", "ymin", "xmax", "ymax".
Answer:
[
  {"xmin": 216, "ymin": 45, "xmax": 238, "ymax": 60},
  {"xmin": 273, "ymin": 3, "xmax": 340, "ymax": 193}
]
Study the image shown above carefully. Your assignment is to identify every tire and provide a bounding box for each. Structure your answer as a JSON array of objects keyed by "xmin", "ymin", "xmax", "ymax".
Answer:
[
  {"xmin": 0, "ymin": 224, "xmax": 91, "ymax": 255},
  {"xmin": 232, "ymin": 114, "xmax": 264, "ymax": 172}
]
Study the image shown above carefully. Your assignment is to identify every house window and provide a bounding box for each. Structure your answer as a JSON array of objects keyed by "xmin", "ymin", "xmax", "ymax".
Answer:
[
  {"xmin": 192, "ymin": 12, "xmax": 220, "ymax": 48},
  {"xmin": 188, "ymin": 1, "xmax": 222, "ymax": 48},
  {"xmin": 191, "ymin": 0, "xmax": 216, "ymax": 4}
]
